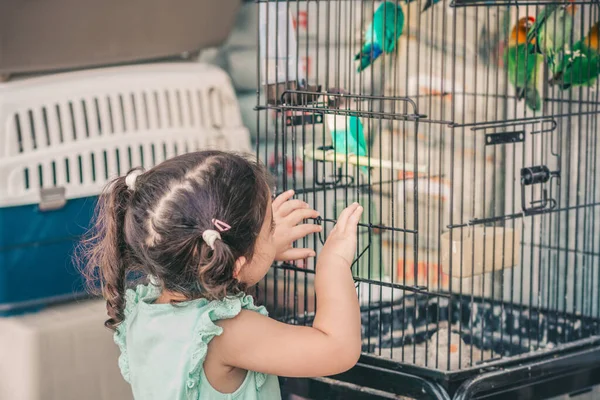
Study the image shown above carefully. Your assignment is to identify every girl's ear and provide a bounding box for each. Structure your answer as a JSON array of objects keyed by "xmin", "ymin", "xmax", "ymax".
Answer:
[{"xmin": 233, "ymin": 256, "xmax": 247, "ymax": 279}]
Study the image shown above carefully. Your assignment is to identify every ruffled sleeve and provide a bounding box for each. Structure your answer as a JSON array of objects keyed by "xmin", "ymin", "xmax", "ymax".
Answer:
[
  {"xmin": 186, "ymin": 293, "xmax": 268, "ymax": 398},
  {"xmin": 113, "ymin": 283, "xmax": 161, "ymax": 383}
]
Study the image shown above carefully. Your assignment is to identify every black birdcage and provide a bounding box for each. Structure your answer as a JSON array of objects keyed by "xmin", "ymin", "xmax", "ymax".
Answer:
[{"xmin": 254, "ymin": 0, "xmax": 600, "ymax": 398}]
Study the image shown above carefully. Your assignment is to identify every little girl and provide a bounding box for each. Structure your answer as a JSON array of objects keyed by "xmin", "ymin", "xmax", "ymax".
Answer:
[{"xmin": 81, "ymin": 150, "xmax": 363, "ymax": 399}]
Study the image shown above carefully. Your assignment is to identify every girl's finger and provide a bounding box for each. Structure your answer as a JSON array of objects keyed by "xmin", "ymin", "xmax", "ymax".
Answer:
[
  {"xmin": 336, "ymin": 203, "xmax": 359, "ymax": 232},
  {"xmin": 279, "ymin": 248, "xmax": 316, "ymax": 261},
  {"xmin": 276, "ymin": 199, "xmax": 308, "ymax": 218},
  {"xmin": 285, "ymin": 208, "xmax": 319, "ymax": 225},
  {"xmin": 289, "ymin": 223, "xmax": 322, "ymax": 240},
  {"xmin": 346, "ymin": 205, "xmax": 364, "ymax": 232},
  {"xmin": 272, "ymin": 190, "xmax": 295, "ymax": 211}
]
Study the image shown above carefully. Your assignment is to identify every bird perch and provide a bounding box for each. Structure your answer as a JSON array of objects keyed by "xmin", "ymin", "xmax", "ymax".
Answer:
[{"xmin": 300, "ymin": 144, "xmax": 428, "ymax": 174}]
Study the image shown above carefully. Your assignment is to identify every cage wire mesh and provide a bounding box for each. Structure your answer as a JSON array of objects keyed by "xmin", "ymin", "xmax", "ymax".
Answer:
[{"xmin": 254, "ymin": 0, "xmax": 600, "ymax": 376}]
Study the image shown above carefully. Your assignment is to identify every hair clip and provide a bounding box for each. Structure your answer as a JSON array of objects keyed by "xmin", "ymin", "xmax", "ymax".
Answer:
[{"xmin": 212, "ymin": 219, "xmax": 231, "ymax": 232}]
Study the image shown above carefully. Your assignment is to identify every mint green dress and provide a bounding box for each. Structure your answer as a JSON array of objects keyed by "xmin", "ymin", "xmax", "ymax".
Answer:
[{"xmin": 114, "ymin": 283, "xmax": 282, "ymax": 400}]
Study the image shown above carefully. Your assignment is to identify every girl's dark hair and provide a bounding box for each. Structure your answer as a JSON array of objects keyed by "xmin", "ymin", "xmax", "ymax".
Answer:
[{"xmin": 79, "ymin": 151, "xmax": 272, "ymax": 330}]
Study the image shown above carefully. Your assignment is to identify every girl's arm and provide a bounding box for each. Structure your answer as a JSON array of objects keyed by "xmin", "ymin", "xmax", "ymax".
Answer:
[{"xmin": 214, "ymin": 203, "xmax": 363, "ymax": 377}]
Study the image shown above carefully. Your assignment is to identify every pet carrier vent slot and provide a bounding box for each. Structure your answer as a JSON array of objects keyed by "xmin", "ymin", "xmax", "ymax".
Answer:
[
  {"xmin": 14, "ymin": 114, "xmax": 23, "ymax": 153},
  {"xmin": 152, "ymin": 91, "xmax": 162, "ymax": 129},
  {"xmin": 37, "ymin": 164, "xmax": 43, "ymax": 188},
  {"xmin": 51, "ymin": 161, "xmax": 57, "ymax": 186},
  {"xmin": 23, "ymin": 168, "xmax": 29, "ymax": 189},
  {"xmin": 81, "ymin": 100, "xmax": 90, "ymax": 138},
  {"xmin": 102, "ymin": 151, "xmax": 109, "ymax": 180},
  {"xmin": 68, "ymin": 102, "xmax": 78, "ymax": 141},
  {"xmin": 150, "ymin": 144, "xmax": 157, "ymax": 166},
  {"xmin": 164, "ymin": 91, "xmax": 173, "ymax": 128},
  {"xmin": 175, "ymin": 90, "xmax": 184, "ymax": 127},
  {"xmin": 141, "ymin": 93, "xmax": 150, "ymax": 130},
  {"xmin": 130, "ymin": 94, "xmax": 139, "ymax": 131},
  {"xmin": 117, "ymin": 95, "xmax": 126, "ymax": 132},
  {"xmin": 27, "ymin": 110, "xmax": 38, "ymax": 150},
  {"xmin": 127, "ymin": 147, "xmax": 133, "ymax": 170},
  {"xmin": 41, "ymin": 107, "xmax": 51, "ymax": 146},
  {"xmin": 54, "ymin": 104, "xmax": 65, "ymax": 143},
  {"xmin": 208, "ymin": 87, "xmax": 223, "ymax": 129},
  {"xmin": 93, "ymin": 98, "xmax": 102, "ymax": 135},
  {"xmin": 138, "ymin": 145, "xmax": 145, "ymax": 168},
  {"xmin": 186, "ymin": 90, "xmax": 195, "ymax": 127}
]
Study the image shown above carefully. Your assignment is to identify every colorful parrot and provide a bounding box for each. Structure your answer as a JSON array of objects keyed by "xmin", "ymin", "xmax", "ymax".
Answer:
[
  {"xmin": 527, "ymin": 0, "xmax": 577, "ymax": 74},
  {"xmin": 504, "ymin": 17, "xmax": 544, "ymax": 111},
  {"xmin": 550, "ymin": 22, "xmax": 600, "ymax": 89},
  {"xmin": 355, "ymin": 1, "xmax": 405, "ymax": 72},
  {"xmin": 325, "ymin": 89, "xmax": 368, "ymax": 175}
]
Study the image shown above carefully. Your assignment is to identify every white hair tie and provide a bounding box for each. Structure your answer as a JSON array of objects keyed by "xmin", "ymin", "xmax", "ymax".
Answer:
[
  {"xmin": 125, "ymin": 170, "xmax": 143, "ymax": 191},
  {"xmin": 202, "ymin": 229, "xmax": 221, "ymax": 250}
]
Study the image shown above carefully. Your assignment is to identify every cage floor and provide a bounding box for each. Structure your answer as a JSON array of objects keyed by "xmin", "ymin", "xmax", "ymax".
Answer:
[
  {"xmin": 291, "ymin": 293, "xmax": 600, "ymax": 376},
  {"xmin": 362, "ymin": 294, "xmax": 600, "ymax": 373}
]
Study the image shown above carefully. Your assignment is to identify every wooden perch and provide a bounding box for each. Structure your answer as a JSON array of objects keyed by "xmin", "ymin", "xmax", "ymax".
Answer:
[{"xmin": 301, "ymin": 144, "xmax": 428, "ymax": 174}]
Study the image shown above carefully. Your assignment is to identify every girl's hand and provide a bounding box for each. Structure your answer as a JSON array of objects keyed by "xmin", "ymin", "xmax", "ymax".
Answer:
[
  {"xmin": 214, "ymin": 201, "xmax": 363, "ymax": 379},
  {"xmin": 320, "ymin": 203, "xmax": 363, "ymax": 267},
  {"xmin": 272, "ymin": 190, "xmax": 322, "ymax": 262}
]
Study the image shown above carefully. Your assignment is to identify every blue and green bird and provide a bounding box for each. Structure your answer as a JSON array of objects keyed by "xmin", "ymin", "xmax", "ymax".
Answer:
[
  {"xmin": 326, "ymin": 89, "xmax": 369, "ymax": 175},
  {"xmin": 550, "ymin": 21, "xmax": 600, "ymax": 89},
  {"xmin": 355, "ymin": 1, "xmax": 405, "ymax": 72},
  {"xmin": 504, "ymin": 17, "xmax": 544, "ymax": 111}
]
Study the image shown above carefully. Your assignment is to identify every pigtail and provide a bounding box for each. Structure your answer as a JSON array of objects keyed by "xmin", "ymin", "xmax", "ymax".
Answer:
[
  {"xmin": 197, "ymin": 239, "xmax": 246, "ymax": 299},
  {"xmin": 78, "ymin": 176, "xmax": 134, "ymax": 330}
]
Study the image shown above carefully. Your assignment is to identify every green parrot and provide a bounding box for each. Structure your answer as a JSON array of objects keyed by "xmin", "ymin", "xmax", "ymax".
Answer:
[
  {"xmin": 355, "ymin": 1, "xmax": 405, "ymax": 72},
  {"xmin": 550, "ymin": 22, "xmax": 600, "ymax": 89},
  {"xmin": 504, "ymin": 17, "xmax": 544, "ymax": 111},
  {"xmin": 527, "ymin": 1, "xmax": 577, "ymax": 74}
]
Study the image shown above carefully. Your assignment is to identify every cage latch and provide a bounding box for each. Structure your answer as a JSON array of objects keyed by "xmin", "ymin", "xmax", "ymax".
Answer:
[
  {"xmin": 39, "ymin": 187, "xmax": 67, "ymax": 212},
  {"xmin": 520, "ymin": 166, "xmax": 560, "ymax": 214}
]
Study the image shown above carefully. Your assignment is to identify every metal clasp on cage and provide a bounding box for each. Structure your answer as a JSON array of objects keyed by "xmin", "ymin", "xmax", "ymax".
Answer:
[{"xmin": 520, "ymin": 165, "xmax": 560, "ymax": 214}]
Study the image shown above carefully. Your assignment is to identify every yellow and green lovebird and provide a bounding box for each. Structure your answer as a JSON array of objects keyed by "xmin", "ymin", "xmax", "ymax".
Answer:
[
  {"xmin": 504, "ymin": 17, "xmax": 544, "ymax": 111},
  {"xmin": 527, "ymin": 0, "xmax": 577, "ymax": 74},
  {"xmin": 551, "ymin": 22, "xmax": 600, "ymax": 89}
]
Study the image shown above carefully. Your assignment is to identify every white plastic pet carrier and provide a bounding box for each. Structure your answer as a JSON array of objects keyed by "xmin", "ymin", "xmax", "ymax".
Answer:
[{"xmin": 0, "ymin": 62, "xmax": 250, "ymax": 313}]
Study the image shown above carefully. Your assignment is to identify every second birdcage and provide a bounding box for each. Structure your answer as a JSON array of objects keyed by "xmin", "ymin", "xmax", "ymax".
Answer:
[{"xmin": 255, "ymin": 0, "xmax": 600, "ymax": 398}]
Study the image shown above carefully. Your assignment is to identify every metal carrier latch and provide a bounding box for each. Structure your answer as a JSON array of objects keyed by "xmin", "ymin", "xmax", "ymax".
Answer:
[
  {"xmin": 520, "ymin": 165, "xmax": 560, "ymax": 214},
  {"xmin": 39, "ymin": 187, "xmax": 67, "ymax": 212}
]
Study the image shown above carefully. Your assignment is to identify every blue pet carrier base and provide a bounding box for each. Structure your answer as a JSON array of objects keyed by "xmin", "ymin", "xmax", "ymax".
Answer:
[{"xmin": 0, "ymin": 197, "xmax": 96, "ymax": 315}]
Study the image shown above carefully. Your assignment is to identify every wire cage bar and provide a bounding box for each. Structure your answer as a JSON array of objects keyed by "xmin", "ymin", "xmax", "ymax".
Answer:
[{"xmin": 254, "ymin": 0, "xmax": 600, "ymax": 397}]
